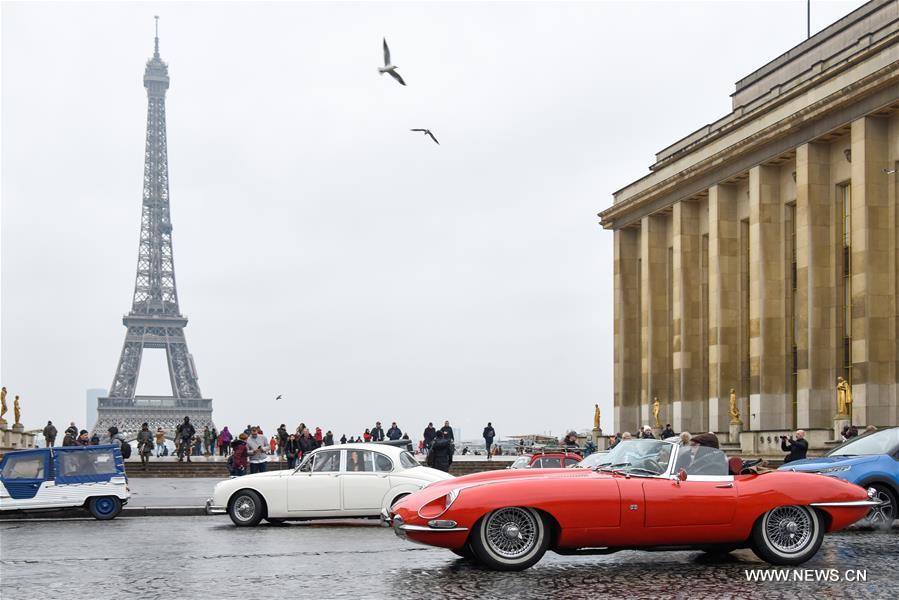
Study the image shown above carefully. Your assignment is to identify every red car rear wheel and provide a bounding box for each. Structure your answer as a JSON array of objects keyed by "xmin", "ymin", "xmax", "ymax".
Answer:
[
  {"xmin": 470, "ymin": 507, "xmax": 549, "ymax": 571},
  {"xmin": 750, "ymin": 505, "xmax": 823, "ymax": 565}
]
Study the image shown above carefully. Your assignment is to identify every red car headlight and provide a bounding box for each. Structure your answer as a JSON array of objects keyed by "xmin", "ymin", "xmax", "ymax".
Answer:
[{"xmin": 417, "ymin": 488, "xmax": 460, "ymax": 519}]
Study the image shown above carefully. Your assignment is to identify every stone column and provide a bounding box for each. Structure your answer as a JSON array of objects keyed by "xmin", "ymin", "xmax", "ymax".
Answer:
[
  {"xmin": 795, "ymin": 142, "xmax": 836, "ymax": 429},
  {"xmin": 640, "ymin": 214, "xmax": 669, "ymax": 429},
  {"xmin": 850, "ymin": 116, "xmax": 894, "ymax": 426},
  {"xmin": 614, "ymin": 228, "xmax": 641, "ymax": 434},
  {"xmin": 672, "ymin": 200, "xmax": 703, "ymax": 433},
  {"xmin": 749, "ymin": 165, "xmax": 789, "ymax": 430},
  {"xmin": 708, "ymin": 184, "xmax": 740, "ymax": 433}
]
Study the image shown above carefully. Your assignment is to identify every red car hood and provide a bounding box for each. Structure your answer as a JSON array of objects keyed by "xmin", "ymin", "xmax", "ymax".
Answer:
[{"xmin": 424, "ymin": 467, "xmax": 605, "ymax": 494}]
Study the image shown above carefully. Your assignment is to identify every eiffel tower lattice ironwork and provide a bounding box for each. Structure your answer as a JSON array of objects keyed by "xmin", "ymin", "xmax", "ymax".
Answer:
[{"xmin": 94, "ymin": 20, "xmax": 214, "ymax": 439}]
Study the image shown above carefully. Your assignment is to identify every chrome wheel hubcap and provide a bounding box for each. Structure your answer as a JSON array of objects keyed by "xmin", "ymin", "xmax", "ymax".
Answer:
[
  {"xmin": 234, "ymin": 496, "xmax": 256, "ymax": 521},
  {"xmin": 765, "ymin": 506, "xmax": 813, "ymax": 554},
  {"xmin": 485, "ymin": 508, "xmax": 538, "ymax": 559}
]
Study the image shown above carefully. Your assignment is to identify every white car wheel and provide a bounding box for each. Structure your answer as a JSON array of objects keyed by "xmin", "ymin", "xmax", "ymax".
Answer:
[{"xmin": 229, "ymin": 490, "xmax": 264, "ymax": 527}]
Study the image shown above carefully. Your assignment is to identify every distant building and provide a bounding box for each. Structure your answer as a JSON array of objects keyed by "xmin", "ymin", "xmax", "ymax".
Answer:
[
  {"xmin": 85, "ymin": 388, "xmax": 104, "ymax": 430},
  {"xmin": 599, "ymin": 1, "xmax": 899, "ymax": 444}
]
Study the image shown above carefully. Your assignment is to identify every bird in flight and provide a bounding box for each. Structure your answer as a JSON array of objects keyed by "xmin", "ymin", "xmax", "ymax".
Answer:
[
  {"xmin": 411, "ymin": 128, "xmax": 439, "ymax": 145},
  {"xmin": 379, "ymin": 38, "xmax": 406, "ymax": 86},
  {"xmin": 275, "ymin": 394, "xmax": 282, "ymax": 401}
]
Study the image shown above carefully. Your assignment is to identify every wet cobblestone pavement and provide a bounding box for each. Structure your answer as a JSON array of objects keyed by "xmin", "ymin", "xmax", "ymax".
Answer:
[{"xmin": 1, "ymin": 517, "xmax": 896, "ymax": 599}]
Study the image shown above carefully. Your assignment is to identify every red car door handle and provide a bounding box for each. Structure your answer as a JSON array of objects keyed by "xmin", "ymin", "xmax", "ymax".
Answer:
[{"xmin": 715, "ymin": 483, "xmax": 734, "ymax": 488}]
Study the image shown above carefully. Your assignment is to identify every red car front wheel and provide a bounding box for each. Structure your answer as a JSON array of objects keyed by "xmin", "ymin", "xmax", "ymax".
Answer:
[
  {"xmin": 751, "ymin": 505, "xmax": 824, "ymax": 565},
  {"xmin": 470, "ymin": 507, "xmax": 549, "ymax": 571}
]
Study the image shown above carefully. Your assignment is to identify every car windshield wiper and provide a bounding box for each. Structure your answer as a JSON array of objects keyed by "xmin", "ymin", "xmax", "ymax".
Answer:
[
  {"xmin": 596, "ymin": 462, "xmax": 631, "ymax": 473},
  {"xmin": 621, "ymin": 466, "xmax": 661, "ymax": 477}
]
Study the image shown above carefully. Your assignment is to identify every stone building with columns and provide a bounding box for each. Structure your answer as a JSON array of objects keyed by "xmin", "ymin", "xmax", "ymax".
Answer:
[{"xmin": 599, "ymin": 0, "xmax": 899, "ymax": 451}]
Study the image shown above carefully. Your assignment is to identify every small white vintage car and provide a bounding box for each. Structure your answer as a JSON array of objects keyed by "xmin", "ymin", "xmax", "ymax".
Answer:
[
  {"xmin": 0, "ymin": 445, "xmax": 130, "ymax": 519},
  {"xmin": 207, "ymin": 443, "xmax": 452, "ymax": 526}
]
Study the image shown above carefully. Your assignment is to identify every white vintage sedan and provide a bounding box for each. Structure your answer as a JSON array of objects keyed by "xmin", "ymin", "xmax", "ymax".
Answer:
[{"xmin": 206, "ymin": 443, "xmax": 453, "ymax": 526}]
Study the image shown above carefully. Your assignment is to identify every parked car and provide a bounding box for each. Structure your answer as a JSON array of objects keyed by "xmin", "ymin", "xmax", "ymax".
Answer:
[
  {"xmin": 0, "ymin": 445, "xmax": 129, "ymax": 520},
  {"xmin": 507, "ymin": 452, "xmax": 582, "ymax": 469},
  {"xmin": 780, "ymin": 426, "xmax": 898, "ymax": 529},
  {"xmin": 385, "ymin": 438, "xmax": 878, "ymax": 571},
  {"xmin": 207, "ymin": 443, "xmax": 453, "ymax": 526}
]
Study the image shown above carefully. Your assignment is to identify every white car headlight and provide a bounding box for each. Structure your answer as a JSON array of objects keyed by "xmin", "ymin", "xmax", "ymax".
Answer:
[{"xmin": 817, "ymin": 465, "xmax": 851, "ymax": 474}]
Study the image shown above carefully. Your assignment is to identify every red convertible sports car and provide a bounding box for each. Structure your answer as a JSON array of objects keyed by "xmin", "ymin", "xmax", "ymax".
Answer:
[{"xmin": 384, "ymin": 439, "xmax": 878, "ymax": 571}]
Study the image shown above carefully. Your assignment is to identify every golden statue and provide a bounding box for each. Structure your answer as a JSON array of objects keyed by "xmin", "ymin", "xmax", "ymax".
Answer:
[
  {"xmin": 0, "ymin": 386, "xmax": 7, "ymax": 422},
  {"xmin": 729, "ymin": 388, "xmax": 741, "ymax": 424},
  {"xmin": 836, "ymin": 377, "xmax": 852, "ymax": 416},
  {"xmin": 13, "ymin": 395, "xmax": 21, "ymax": 425},
  {"xmin": 652, "ymin": 397, "xmax": 661, "ymax": 429},
  {"xmin": 593, "ymin": 404, "xmax": 601, "ymax": 431}
]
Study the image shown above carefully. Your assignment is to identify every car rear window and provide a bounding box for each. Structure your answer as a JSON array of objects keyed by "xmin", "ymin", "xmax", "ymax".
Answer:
[
  {"xmin": 399, "ymin": 451, "xmax": 419, "ymax": 469},
  {"xmin": 2, "ymin": 454, "xmax": 45, "ymax": 479},
  {"xmin": 58, "ymin": 448, "xmax": 119, "ymax": 477}
]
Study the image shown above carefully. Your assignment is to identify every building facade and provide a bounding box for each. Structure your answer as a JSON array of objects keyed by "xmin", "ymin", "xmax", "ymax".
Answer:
[{"xmin": 599, "ymin": 0, "xmax": 899, "ymax": 449}]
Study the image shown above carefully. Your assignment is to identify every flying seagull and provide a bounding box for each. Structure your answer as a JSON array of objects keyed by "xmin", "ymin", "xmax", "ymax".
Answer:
[
  {"xmin": 379, "ymin": 38, "xmax": 406, "ymax": 86},
  {"xmin": 884, "ymin": 168, "xmax": 897, "ymax": 175},
  {"xmin": 411, "ymin": 128, "xmax": 439, "ymax": 145},
  {"xmin": 275, "ymin": 394, "xmax": 282, "ymax": 401}
]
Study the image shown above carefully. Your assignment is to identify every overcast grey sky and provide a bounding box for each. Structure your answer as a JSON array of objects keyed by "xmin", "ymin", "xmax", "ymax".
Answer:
[{"xmin": 1, "ymin": 1, "xmax": 866, "ymax": 440}]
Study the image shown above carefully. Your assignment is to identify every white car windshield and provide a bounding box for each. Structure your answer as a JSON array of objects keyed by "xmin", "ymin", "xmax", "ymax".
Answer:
[{"xmin": 596, "ymin": 440, "xmax": 674, "ymax": 476}]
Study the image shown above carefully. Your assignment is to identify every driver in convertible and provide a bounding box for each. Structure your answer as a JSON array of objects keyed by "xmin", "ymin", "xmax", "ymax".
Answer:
[{"xmin": 674, "ymin": 432, "xmax": 720, "ymax": 474}]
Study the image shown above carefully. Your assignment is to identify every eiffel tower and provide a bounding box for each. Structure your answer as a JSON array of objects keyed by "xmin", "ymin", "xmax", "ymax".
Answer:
[{"xmin": 93, "ymin": 19, "xmax": 213, "ymax": 439}]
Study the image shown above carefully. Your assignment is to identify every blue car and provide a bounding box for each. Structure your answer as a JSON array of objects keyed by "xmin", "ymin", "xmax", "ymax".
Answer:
[
  {"xmin": 0, "ymin": 445, "xmax": 130, "ymax": 519},
  {"xmin": 781, "ymin": 427, "xmax": 898, "ymax": 530}
]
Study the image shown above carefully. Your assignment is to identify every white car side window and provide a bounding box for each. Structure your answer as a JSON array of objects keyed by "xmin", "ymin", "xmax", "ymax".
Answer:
[
  {"xmin": 313, "ymin": 450, "xmax": 340, "ymax": 472},
  {"xmin": 374, "ymin": 453, "xmax": 393, "ymax": 473},
  {"xmin": 346, "ymin": 450, "xmax": 373, "ymax": 472}
]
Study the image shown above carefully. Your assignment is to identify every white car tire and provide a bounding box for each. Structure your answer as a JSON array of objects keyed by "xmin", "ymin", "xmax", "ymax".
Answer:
[
  {"xmin": 751, "ymin": 505, "xmax": 823, "ymax": 565},
  {"xmin": 471, "ymin": 507, "xmax": 549, "ymax": 571},
  {"xmin": 228, "ymin": 490, "xmax": 265, "ymax": 527}
]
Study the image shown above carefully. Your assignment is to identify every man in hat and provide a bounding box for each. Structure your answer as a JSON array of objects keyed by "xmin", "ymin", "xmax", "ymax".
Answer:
[{"xmin": 674, "ymin": 432, "xmax": 720, "ymax": 473}]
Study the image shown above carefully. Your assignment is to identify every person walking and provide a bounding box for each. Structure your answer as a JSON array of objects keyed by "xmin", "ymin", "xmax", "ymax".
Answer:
[
  {"xmin": 176, "ymin": 416, "xmax": 196, "ymax": 463},
  {"xmin": 43, "ymin": 421, "xmax": 57, "ymax": 447},
  {"xmin": 246, "ymin": 426, "xmax": 269, "ymax": 474},
  {"xmin": 781, "ymin": 430, "xmax": 809, "ymax": 464},
  {"xmin": 203, "ymin": 426, "xmax": 213, "ymax": 456},
  {"xmin": 482, "ymin": 422, "xmax": 496, "ymax": 459},
  {"xmin": 371, "ymin": 422, "xmax": 385, "ymax": 442},
  {"xmin": 386, "ymin": 422, "xmax": 402, "ymax": 441},
  {"xmin": 155, "ymin": 427, "xmax": 166, "ymax": 457},
  {"xmin": 137, "ymin": 422, "xmax": 154, "ymax": 470},
  {"xmin": 439, "ymin": 420, "xmax": 454, "ymax": 441}
]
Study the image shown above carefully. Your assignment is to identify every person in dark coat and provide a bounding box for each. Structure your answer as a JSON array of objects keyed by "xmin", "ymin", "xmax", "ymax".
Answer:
[
  {"xmin": 386, "ymin": 422, "xmax": 402, "ymax": 441},
  {"xmin": 781, "ymin": 429, "xmax": 809, "ymax": 464},
  {"xmin": 371, "ymin": 422, "xmax": 385, "ymax": 442},
  {"xmin": 482, "ymin": 422, "xmax": 496, "ymax": 459},
  {"xmin": 137, "ymin": 422, "xmax": 154, "ymax": 470},
  {"xmin": 439, "ymin": 420, "xmax": 454, "ymax": 441},
  {"xmin": 423, "ymin": 423, "xmax": 437, "ymax": 452},
  {"xmin": 229, "ymin": 434, "xmax": 248, "ymax": 476},
  {"xmin": 43, "ymin": 421, "xmax": 58, "ymax": 447},
  {"xmin": 298, "ymin": 428, "xmax": 317, "ymax": 459},
  {"xmin": 660, "ymin": 424, "xmax": 675, "ymax": 439},
  {"xmin": 427, "ymin": 431, "xmax": 453, "ymax": 473},
  {"xmin": 284, "ymin": 434, "xmax": 301, "ymax": 469},
  {"xmin": 175, "ymin": 416, "xmax": 196, "ymax": 462}
]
